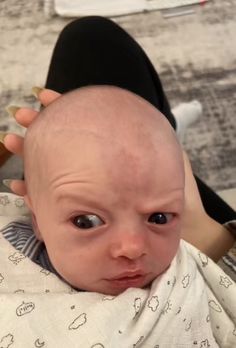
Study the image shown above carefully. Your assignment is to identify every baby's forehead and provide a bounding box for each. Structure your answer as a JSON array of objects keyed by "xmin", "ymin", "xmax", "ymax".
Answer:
[{"xmin": 25, "ymin": 86, "xmax": 184, "ymax": 198}]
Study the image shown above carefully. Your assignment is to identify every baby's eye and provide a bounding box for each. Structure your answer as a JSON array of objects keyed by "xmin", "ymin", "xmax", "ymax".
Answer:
[
  {"xmin": 72, "ymin": 214, "xmax": 104, "ymax": 229},
  {"xmin": 148, "ymin": 213, "xmax": 173, "ymax": 225}
]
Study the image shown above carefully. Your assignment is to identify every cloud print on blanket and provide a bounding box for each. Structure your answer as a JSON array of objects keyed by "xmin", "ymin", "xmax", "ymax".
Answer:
[
  {"xmin": 16, "ymin": 301, "xmax": 35, "ymax": 316},
  {"xmin": 0, "ymin": 193, "xmax": 235, "ymax": 347},
  {"xmin": 0, "ymin": 334, "xmax": 14, "ymax": 348}
]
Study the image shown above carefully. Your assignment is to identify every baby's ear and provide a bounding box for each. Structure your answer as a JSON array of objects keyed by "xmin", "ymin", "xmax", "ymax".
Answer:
[
  {"xmin": 23, "ymin": 194, "xmax": 32, "ymax": 210},
  {"xmin": 24, "ymin": 194, "xmax": 43, "ymax": 241},
  {"xmin": 30, "ymin": 214, "xmax": 43, "ymax": 241}
]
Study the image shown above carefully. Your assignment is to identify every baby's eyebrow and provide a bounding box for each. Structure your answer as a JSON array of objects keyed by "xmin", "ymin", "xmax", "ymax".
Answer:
[{"xmin": 55, "ymin": 193, "xmax": 104, "ymax": 209}]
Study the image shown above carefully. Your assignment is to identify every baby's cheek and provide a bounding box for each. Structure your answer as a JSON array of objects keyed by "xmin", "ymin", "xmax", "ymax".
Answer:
[
  {"xmin": 166, "ymin": 235, "xmax": 181, "ymax": 264},
  {"xmin": 152, "ymin": 229, "xmax": 180, "ymax": 269},
  {"xmin": 45, "ymin": 244, "xmax": 80, "ymax": 281},
  {"xmin": 50, "ymin": 251, "xmax": 96, "ymax": 290}
]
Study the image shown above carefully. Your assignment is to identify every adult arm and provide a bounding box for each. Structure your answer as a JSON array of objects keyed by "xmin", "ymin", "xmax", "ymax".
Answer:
[{"xmin": 181, "ymin": 151, "xmax": 235, "ymax": 261}]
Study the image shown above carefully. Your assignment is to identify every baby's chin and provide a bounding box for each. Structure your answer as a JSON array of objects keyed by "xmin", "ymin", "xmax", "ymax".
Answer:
[{"xmin": 101, "ymin": 281, "xmax": 153, "ymax": 296}]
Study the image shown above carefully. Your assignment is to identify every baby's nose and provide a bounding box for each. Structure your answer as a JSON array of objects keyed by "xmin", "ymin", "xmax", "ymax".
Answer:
[{"xmin": 109, "ymin": 228, "xmax": 148, "ymax": 260}]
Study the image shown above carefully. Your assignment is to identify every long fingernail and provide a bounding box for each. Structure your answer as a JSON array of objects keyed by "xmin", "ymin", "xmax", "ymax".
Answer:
[
  {"xmin": 5, "ymin": 105, "xmax": 20, "ymax": 117},
  {"xmin": 0, "ymin": 132, "xmax": 7, "ymax": 144},
  {"xmin": 32, "ymin": 86, "xmax": 44, "ymax": 99},
  {"xmin": 2, "ymin": 179, "xmax": 12, "ymax": 189}
]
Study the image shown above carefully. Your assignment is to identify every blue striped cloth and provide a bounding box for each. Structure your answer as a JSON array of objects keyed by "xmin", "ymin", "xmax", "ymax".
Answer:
[{"xmin": 1, "ymin": 221, "xmax": 58, "ymax": 275}]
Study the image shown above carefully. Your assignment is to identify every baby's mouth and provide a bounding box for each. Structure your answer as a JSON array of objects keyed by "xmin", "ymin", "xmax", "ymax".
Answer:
[
  {"xmin": 106, "ymin": 272, "xmax": 149, "ymax": 288},
  {"xmin": 110, "ymin": 270, "xmax": 146, "ymax": 280}
]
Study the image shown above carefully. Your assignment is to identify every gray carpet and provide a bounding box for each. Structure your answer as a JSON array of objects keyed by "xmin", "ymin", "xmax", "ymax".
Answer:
[{"xmin": 163, "ymin": 64, "xmax": 236, "ymax": 191}]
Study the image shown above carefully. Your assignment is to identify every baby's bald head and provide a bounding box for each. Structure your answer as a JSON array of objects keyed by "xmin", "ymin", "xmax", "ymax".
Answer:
[{"xmin": 24, "ymin": 86, "xmax": 184, "ymax": 209}]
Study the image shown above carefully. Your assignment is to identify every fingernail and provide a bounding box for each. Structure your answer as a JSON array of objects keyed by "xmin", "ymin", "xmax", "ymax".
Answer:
[
  {"xmin": 32, "ymin": 86, "xmax": 44, "ymax": 99},
  {"xmin": 0, "ymin": 132, "xmax": 7, "ymax": 144},
  {"xmin": 2, "ymin": 179, "xmax": 12, "ymax": 189},
  {"xmin": 5, "ymin": 105, "xmax": 20, "ymax": 117}
]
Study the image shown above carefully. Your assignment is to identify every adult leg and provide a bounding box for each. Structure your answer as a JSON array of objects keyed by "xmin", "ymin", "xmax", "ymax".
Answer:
[
  {"xmin": 45, "ymin": 16, "xmax": 235, "ymax": 223},
  {"xmin": 45, "ymin": 16, "xmax": 176, "ymax": 128}
]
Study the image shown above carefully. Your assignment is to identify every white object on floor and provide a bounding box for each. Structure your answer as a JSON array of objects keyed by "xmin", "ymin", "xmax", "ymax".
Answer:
[
  {"xmin": 50, "ymin": 0, "xmax": 209, "ymax": 17},
  {"xmin": 172, "ymin": 100, "xmax": 202, "ymax": 142}
]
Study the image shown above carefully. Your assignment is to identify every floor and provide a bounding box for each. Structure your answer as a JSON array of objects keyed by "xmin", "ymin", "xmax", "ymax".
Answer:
[{"xmin": 0, "ymin": 0, "xmax": 235, "ymax": 209}]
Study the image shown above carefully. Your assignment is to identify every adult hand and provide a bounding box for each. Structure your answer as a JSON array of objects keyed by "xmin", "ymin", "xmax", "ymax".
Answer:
[
  {"xmin": 181, "ymin": 151, "xmax": 235, "ymax": 261},
  {"xmin": 3, "ymin": 88, "xmax": 61, "ymax": 195}
]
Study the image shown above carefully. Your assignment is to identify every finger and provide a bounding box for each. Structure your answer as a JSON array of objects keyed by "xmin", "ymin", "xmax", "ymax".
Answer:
[
  {"xmin": 14, "ymin": 108, "xmax": 38, "ymax": 128},
  {"xmin": 13, "ymin": 89, "xmax": 61, "ymax": 128},
  {"xmin": 182, "ymin": 151, "xmax": 197, "ymax": 190},
  {"xmin": 10, "ymin": 180, "xmax": 26, "ymax": 196},
  {"xmin": 182, "ymin": 150, "xmax": 193, "ymax": 175},
  {"xmin": 3, "ymin": 134, "xmax": 24, "ymax": 157},
  {"xmin": 36, "ymin": 88, "xmax": 61, "ymax": 106}
]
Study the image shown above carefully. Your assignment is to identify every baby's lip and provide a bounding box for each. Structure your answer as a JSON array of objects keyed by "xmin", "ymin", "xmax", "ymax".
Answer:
[
  {"xmin": 105, "ymin": 272, "xmax": 150, "ymax": 290},
  {"xmin": 109, "ymin": 270, "xmax": 146, "ymax": 280}
]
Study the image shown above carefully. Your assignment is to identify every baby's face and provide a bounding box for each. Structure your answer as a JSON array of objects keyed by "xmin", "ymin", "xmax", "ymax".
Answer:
[
  {"xmin": 32, "ymin": 133, "xmax": 184, "ymax": 296},
  {"xmin": 25, "ymin": 86, "xmax": 184, "ymax": 295}
]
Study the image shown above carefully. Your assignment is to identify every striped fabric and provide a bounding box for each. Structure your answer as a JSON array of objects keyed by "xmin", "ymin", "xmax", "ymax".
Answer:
[{"xmin": 1, "ymin": 221, "xmax": 58, "ymax": 275}]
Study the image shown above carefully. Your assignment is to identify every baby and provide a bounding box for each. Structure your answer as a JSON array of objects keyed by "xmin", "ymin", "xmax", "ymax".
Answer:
[{"xmin": 23, "ymin": 85, "xmax": 184, "ymax": 296}]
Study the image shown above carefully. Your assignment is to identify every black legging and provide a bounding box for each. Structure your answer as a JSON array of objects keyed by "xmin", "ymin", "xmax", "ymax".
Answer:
[{"xmin": 45, "ymin": 16, "xmax": 235, "ymax": 224}]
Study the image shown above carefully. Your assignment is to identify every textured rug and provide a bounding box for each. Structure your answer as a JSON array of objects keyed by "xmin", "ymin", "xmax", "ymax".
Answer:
[{"xmin": 163, "ymin": 63, "xmax": 236, "ymax": 192}]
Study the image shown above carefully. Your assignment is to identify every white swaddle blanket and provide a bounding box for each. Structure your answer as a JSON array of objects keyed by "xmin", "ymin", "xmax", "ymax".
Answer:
[{"xmin": 0, "ymin": 193, "xmax": 235, "ymax": 347}]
